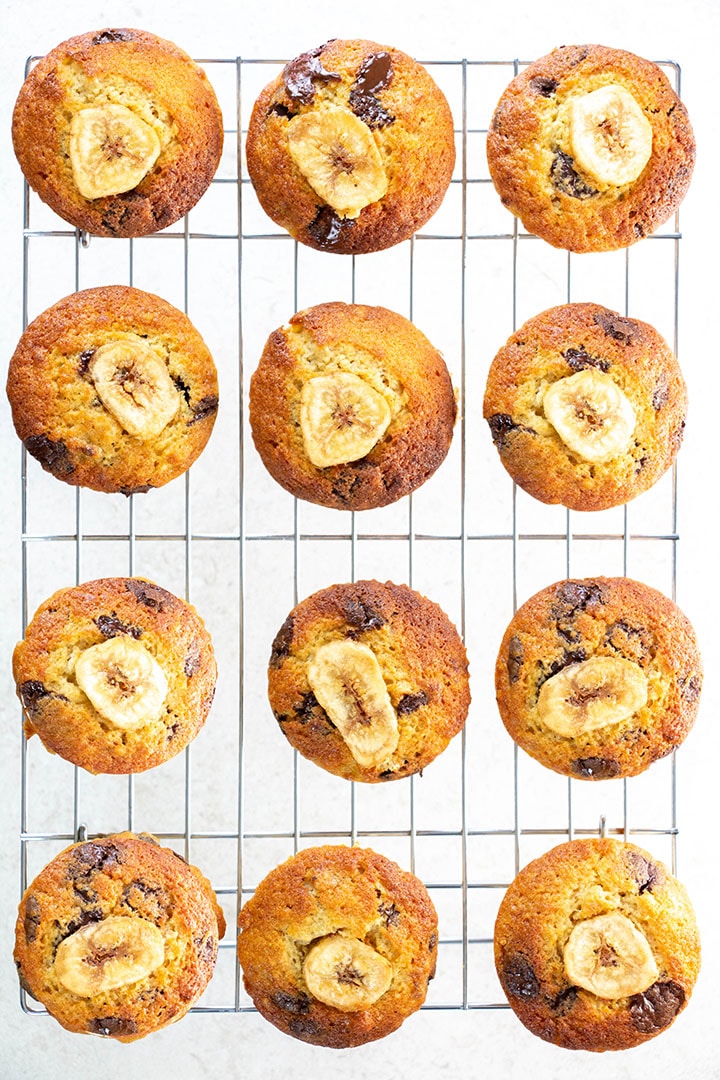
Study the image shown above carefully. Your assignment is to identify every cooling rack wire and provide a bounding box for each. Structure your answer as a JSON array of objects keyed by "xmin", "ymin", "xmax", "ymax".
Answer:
[{"xmin": 17, "ymin": 56, "xmax": 683, "ymax": 1016}]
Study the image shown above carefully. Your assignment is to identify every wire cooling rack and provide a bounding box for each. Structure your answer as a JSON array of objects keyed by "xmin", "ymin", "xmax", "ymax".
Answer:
[{"xmin": 17, "ymin": 56, "xmax": 685, "ymax": 1017}]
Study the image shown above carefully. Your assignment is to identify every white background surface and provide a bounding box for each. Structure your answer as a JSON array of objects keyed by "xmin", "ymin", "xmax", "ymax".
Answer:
[{"xmin": 1, "ymin": 1, "xmax": 719, "ymax": 1077}]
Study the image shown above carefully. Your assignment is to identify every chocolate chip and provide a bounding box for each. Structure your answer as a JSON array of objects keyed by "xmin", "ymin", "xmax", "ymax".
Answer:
[
  {"xmin": 95, "ymin": 614, "xmax": 143, "ymax": 640},
  {"xmin": 551, "ymin": 150, "xmax": 598, "ymax": 199},
  {"xmin": 397, "ymin": 690, "xmax": 428, "ymax": 715},
  {"xmin": 293, "ymin": 692, "xmax": 322, "ymax": 725},
  {"xmin": 124, "ymin": 579, "xmax": 173, "ymax": 612},
  {"xmin": 571, "ymin": 756, "xmax": 621, "ymax": 779},
  {"xmin": 172, "ymin": 374, "xmax": 192, "ymax": 406},
  {"xmin": 563, "ymin": 347, "xmax": 611, "ymax": 373},
  {"xmin": 507, "ymin": 636, "xmax": 524, "ymax": 683},
  {"xmin": 184, "ymin": 642, "xmax": 201, "ymax": 678},
  {"xmin": 593, "ymin": 311, "xmax": 639, "ymax": 344},
  {"xmin": 63, "ymin": 908, "xmax": 104, "ymax": 938},
  {"xmin": 119, "ymin": 484, "xmax": 154, "ymax": 496},
  {"xmin": 288, "ymin": 1016, "xmax": 322, "ymax": 1039},
  {"xmin": 188, "ymin": 394, "xmax": 219, "ymax": 425},
  {"xmin": 626, "ymin": 850, "xmax": 659, "ymax": 894},
  {"xmin": 652, "ymin": 380, "xmax": 669, "ymax": 410},
  {"xmin": 268, "ymin": 101, "xmax": 294, "ymax": 119},
  {"xmin": 487, "ymin": 413, "xmax": 518, "ymax": 448},
  {"xmin": 307, "ymin": 206, "xmax": 355, "ymax": 248},
  {"xmin": 553, "ymin": 581, "xmax": 605, "ymax": 618},
  {"xmin": 344, "ymin": 597, "xmax": 386, "ymax": 635},
  {"xmin": 78, "ymin": 349, "xmax": 96, "ymax": 375},
  {"xmin": 629, "ymin": 981, "xmax": 685, "ymax": 1033},
  {"xmin": 604, "ymin": 621, "xmax": 653, "ymax": 665},
  {"xmin": 23, "ymin": 896, "xmax": 41, "ymax": 943},
  {"xmin": 530, "ymin": 75, "xmax": 558, "ymax": 96},
  {"xmin": 540, "ymin": 648, "xmax": 587, "ymax": 685},
  {"xmin": 19, "ymin": 680, "xmax": 51, "ymax": 716},
  {"xmin": 349, "ymin": 52, "xmax": 395, "ymax": 128},
  {"xmin": 379, "ymin": 769, "xmax": 394, "ymax": 778},
  {"xmin": 88, "ymin": 1017, "xmax": 139, "ymax": 1037},
  {"xmin": 282, "ymin": 41, "xmax": 341, "ymax": 104},
  {"xmin": 378, "ymin": 901, "xmax": 401, "ymax": 927},
  {"xmin": 548, "ymin": 986, "xmax": 577, "ymax": 1014},
  {"xmin": 70, "ymin": 841, "xmax": 121, "ymax": 878},
  {"xmin": 273, "ymin": 990, "xmax": 311, "ymax": 1014},
  {"xmin": 503, "ymin": 954, "xmax": 540, "ymax": 999},
  {"xmin": 679, "ymin": 673, "xmax": 701, "ymax": 703},
  {"xmin": 121, "ymin": 881, "xmax": 172, "ymax": 921},
  {"xmin": 91, "ymin": 29, "xmax": 135, "ymax": 44},
  {"xmin": 24, "ymin": 435, "xmax": 75, "ymax": 478},
  {"xmin": 270, "ymin": 615, "xmax": 294, "ymax": 667}
]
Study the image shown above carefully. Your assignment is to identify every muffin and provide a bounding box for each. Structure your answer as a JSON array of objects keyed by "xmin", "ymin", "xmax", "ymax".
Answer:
[
  {"xmin": 250, "ymin": 302, "xmax": 456, "ymax": 510},
  {"xmin": 486, "ymin": 45, "xmax": 695, "ymax": 252},
  {"xmin": 494, "ymin": 838, "xmax": 700, "ymax": 1050},
  {"xmin": 7, "ymin": 286, "xmax": 219, "ymax": 495},
  {"xmin": 13, "ymin": 577, "xmax": 217, "ymax": 774},
  {"xmin": 494, "ymin": 577, "xmax": 702, "ymax": 780},
  {"xmin": 483, "ymin": 303, "xmax": 686, "ymax": 511},
  {"xmin": 14, "ymin": 832, "xmax": 225, "ymax": 1040},
  {"xmin": 245, "ymin": 38, "xmax": 455, "ymax": 254},
  {"xmin": 12, "ymin": 28, "xmax": 223, "ymax": 237},
  {"xmin": 268, "ymin": 579, "xmax": 470, "ymax": 783},
  {"xmin": 237, "ymin": 845, "xmax": 438, "ymax": 1047}
]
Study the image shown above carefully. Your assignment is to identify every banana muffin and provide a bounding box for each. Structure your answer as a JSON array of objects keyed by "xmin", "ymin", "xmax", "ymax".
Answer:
[
  {"xmin": 7, "ymin": 286, "xmax": 219, "ymax": 495},
  {"xmin": 249, "ymin": 302, "xmax": 456, "ymax": 510},
  {"xmin": 494, "ymin": 838, "xmax": 700, "ymax": 1050},
  {"xmin": 494, "ymin": 577, "xmax": 702, "ymax": 781},
  {"xmin": 14, "ymin": 832, "xmax": 225, "ymax": 1040},
  {"xmin": 12, "ymin": 28, "xmax": 223, "ymax": 237},
  {"xmin": 267, "ymin": 579, "xmax": 470, "ymax": 783},
  {"xmin": 237, "ymin": 845, "xmax": 438, "ymax": 1047},
  {"xmin": 13, "ymin": 577, "xmax": 217, "ymax": 774},
  {"xmin": 486, "ymin": 45, "xmax": 695, "ymax": 252},
  {"xmin": 483, "ymin": 303, "xmax": 686, "ymax": 511},
  {"xmin": 245, "ymin": 38, "xmax": 455, "ymax": 254}
]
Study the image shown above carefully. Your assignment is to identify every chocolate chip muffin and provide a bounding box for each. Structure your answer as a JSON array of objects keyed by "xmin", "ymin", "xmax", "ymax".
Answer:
[
  {"xmin": 249, "ymin": 302, "xmax": 456, "ymax": 510},
  {"xmin": 14, "ymin": 832, "xmax": 226, "ymax": 1041},
  {"xmin": 12, "ymin": 28, "xmax": 223, "ymax": 237},
  {"xmin": 7, "ymin": 286, "xmax": 219, "ymax": 495},
  {"xmin": 13, "ymin": 577, "xmax": 217, "ymax": 774},
  {"xmin": 237, "ymin": 845, "xmax": 437, "ymax": 1047},
  {"xmin": 495, "ymin": 577, "xmax": 702, "ymax": 781},
  {"xmin": 483, "ymin": 303, "xmax": 686, "ymax": 511},
  {"xmin": 268, "ymin": 579, "xmax": 470, "ymax": 783},
  {"xmin": 495, "ymin": 838, "xmax": 700, "ymax": 1050},
  {"xmin": 245, "ymin": 38, "xmax": 455, "ymax": 254},
  {"xmin": 486, "ymin": 45, "xmax": 695, "ymax": 252}
]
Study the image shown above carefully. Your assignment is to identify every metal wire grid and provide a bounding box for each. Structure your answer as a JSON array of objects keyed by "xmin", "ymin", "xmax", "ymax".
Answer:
[{"xmin": 16, "ymin": 56, "xmax": 684, "ymax": 1018}]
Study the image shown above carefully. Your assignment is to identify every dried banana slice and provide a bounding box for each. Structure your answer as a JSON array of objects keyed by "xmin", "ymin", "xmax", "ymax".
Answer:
[
  {"xmin": 54, "ymin": 915, "xmax": 165, "ymax": 996},
  {"xmin": 537, "ymin": 655, "xmax": 648, "ymax": 738},
  {"xmin": 300, "ymin": 372, "xmax": 392, "ymax": 468},
  {"xmin": 303, "ymin": 934, "xmax": 393, "ymax": 1011},
  {"xmin": 69, "ymin": 104, "xmax": 162, "ymax": 200},
  {"xmin": 88, "ymin": 340, "xmax": 179, "ymax": 439},
  {"xmin": 543, "ymin": 368, "xmax": 636, "ymax": 462},
  {"xmin": 74, "ymin": 636, "xmax": 169, "ymax": 730},
  {"xmin": 564, "ymin": 912, "xmax": 658, "ymax": 999},
  {"xmin": 569, "ymin": 84, "xmax": 653, "ymax": 187}
]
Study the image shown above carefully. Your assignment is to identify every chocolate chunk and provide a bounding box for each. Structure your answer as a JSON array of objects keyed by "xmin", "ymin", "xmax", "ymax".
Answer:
[
  {"xmin": 604, "ymin": 620, "xmax": 653, "ymax": 665},
  {"xmin": 553, "ymin": 581, "xmax": 605, "ymax": 618},
  {"xmin": 282, "ymin": 41, "xmax": 341, "ymax": 104},
  {"xmin": 551, "ymin": 150, "xmax": 598, "ymax": 199},
  {"xmin": 540, "ymin": 648, "xmax": 587, "ymax": 685},
  {"xmin": 268, "ymin": 101, "xmax": 294, "ymax": 119},
  {"xmin": 563, "ymin": 347, "xmax": 610, "ymax": 373},
  {"xmin": 288, "ymin": 1015, "xmax": 322, "ymax": 1039},
  {"xmin": 88, "ymin": 1016, "xmax": 139, "ymax": 1037},
  {"xmin": 307, "ymin": 206, "xmax": 356, "ymax": 248},
  {"xmin": 172, "ymin": 374, "xmax": 192, "ymax": 406},
  {"xmin": 24, "ymin": 435, "xmax": 75, "ymax": 478},
  {"xmin": 124, "ymin": 579, "xmax": 173, "ymax": 612},
  {"xmin": 119, "ymin": 484, "xmax": 154, "ymax": 496},
  {"xmin": 571, "ymin": 756, "xmax": 621, "ymax": 779},
  {"xmin": 121, "ymin": 881, "xmax": 172, "ymax": 921},
  {"xmin": 503, "ymin": 954, "xmax": 540, "ymax": 999},
  {"xmin": 378, "ymin": 901, "xmax": 401, "ymax": 927},
  {"xmin": 397, "ymin": 690, "xmax": 428, "ymax": 715},
  {"xmin": 270, "ymin": 615, "xmax": 294, "ymax": 668},
  {"xmin": 530, "ymin": 75, "xmax": 558, "ymax": 97},
  {"xmin": 188, "ymin": 394, "xmax": 219, "ymax": 425},
  {"xmin": 507, "ymin": 636, "xmax": 524, "ymax": 683},
  {"xmin": 549, "ymin": 986, "xmax": 577, "ymax": 1014},
  {"xmin": 19, "ymin": 680, "xmax": 51, "ymax": 716},
  {"xmin": 293, "ymin": 692, "xmax": 321, "ymax": 725},
  {"xmin": 487, "ymin": 413, "xmax": 518, "ymax": 448},
  {"xmin": 273, "ymin": 990, "xmax": 310, "ymax": 1014},
  {"xmin": 184, "ymin": 641, "xmax": 201, "ymax": 678},
  {"xmin": 70, "ymin": 841, "xmax": 121, "ymax": 878},
  {"xmin": 78, "ymin": 349, "xmax": 96, "ymax": 375},
  {"xmin": 679, "ymin": 673, "xmax": 701, "ymax": 703},
  {"xmin": 23, "ymin": 896, "xmax": 41, "ymax": 943},
  {"xmin": 593, "ymin": 310, "xmax": 638, "ymax": 344},
  {"xmin": 95, "ymin": 614, "xmax": 143, "ymax": 640},
  {"xmin": 629, "ymin": 981, "xmax": 685, "ymax": 1033},
  {"xmin": 63, "ymin": 908, "xmax": 104, "ymax": 938},
  {"xmin": 91, "ymin": 29, "xmax": 135, "ymax": 44},
  {"xmin": 652, "ymin": 380, "xmax": 669, "ymax": 410},
  {"xmin": 349, "ymin": 52, "xmax": 395, "ymax": 128},
  {"xmin": 344, "ymin": 597, "xmax": 386, "ymax": 635},
  {"xmin": 626, "ymin": 850, "xmax": 659, "ymax": 894}
]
